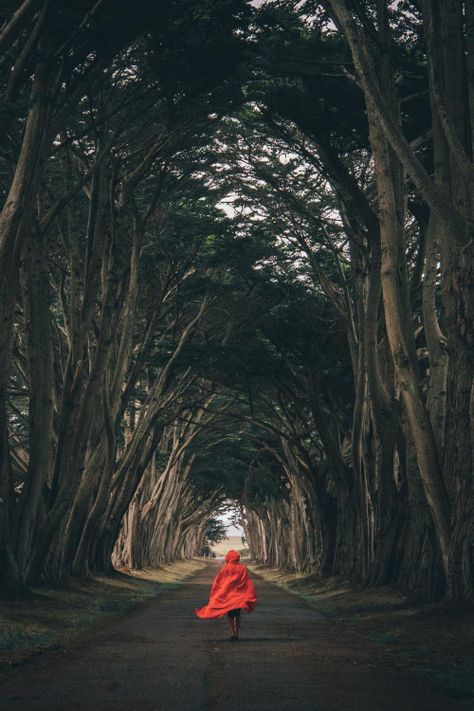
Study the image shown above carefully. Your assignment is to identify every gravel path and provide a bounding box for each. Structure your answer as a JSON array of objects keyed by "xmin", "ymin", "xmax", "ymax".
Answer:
[{"xmin": 0, "ymin": 562, "xmax": 464, "ymax": 710}]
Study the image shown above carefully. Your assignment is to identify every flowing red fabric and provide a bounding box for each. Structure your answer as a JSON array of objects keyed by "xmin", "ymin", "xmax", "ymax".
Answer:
[{"xmin": 195, "ymin": 550, "xmax": 257, "ymax": 619}]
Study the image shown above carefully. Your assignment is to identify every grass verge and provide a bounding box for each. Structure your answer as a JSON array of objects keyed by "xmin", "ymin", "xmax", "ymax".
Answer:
[
  {"xmin": 0, "ymin": 559, "xmax": 205, "ymax": 676},
  {"xmin": 250, "ymin": 564, "xmax": 474, "ymax": 703}
]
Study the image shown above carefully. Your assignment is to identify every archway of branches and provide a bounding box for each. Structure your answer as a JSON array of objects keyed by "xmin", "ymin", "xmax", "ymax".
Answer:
[{"xmin": 1, "ymin": 0, "xmax": 474, "ymax": 604}]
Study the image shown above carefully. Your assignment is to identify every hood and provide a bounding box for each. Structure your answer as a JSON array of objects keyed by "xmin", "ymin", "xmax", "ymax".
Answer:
[{"xmin": 225, "ymin": 549, "xmax": 240, "ymax": 563}]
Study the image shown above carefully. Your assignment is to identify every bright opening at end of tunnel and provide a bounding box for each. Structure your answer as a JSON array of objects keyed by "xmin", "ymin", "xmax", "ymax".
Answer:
[{"xmin": 210, "ymin": 508, "xmax": 247, "ymax": 559}]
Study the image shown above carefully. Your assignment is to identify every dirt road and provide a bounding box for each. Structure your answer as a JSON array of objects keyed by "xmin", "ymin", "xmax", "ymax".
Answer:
[{"xmin": 0, "ymin": 563, "xmax": 465, "ymax": 710}]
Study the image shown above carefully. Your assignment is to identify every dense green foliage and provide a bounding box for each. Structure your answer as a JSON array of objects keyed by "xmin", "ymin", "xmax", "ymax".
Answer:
[{"xmin": 1, "ymin": 1, "xmax": 473, "ymax": 602}]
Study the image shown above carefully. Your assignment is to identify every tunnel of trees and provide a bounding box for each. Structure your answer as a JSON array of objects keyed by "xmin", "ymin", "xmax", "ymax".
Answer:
[{"xmin": 1, "ymin": 0, "xmax": 473, "ymax": 603}]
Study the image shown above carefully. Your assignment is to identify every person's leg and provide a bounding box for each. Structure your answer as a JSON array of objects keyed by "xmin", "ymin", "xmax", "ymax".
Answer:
[
  {"xmin": 227, "ymin": 609, "xmax": 240, "ymax": 641},
  {"xmin": 227, "ymin": 612, "xmax": 235, "ymax": 639},
  {"xmin": 232, "ymin": 610, "xmax": 241, "ymax": 640}
]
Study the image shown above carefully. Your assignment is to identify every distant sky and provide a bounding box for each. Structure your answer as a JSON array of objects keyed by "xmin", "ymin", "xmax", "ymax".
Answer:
[{"xmin": 219, "ymin": 511, "xmax": 244, "ymax": 537}]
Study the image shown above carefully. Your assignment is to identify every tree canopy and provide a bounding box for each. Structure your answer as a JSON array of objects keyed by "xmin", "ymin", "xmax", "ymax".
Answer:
[{"xmin": 1, "ymin": 0, "xmax": 473, "ymax": 603}]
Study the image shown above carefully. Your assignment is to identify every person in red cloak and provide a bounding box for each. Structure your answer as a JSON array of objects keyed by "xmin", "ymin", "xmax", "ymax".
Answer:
[{"xmin": 195, "ymin": 550, "xmax": 257, "ymax": 641}]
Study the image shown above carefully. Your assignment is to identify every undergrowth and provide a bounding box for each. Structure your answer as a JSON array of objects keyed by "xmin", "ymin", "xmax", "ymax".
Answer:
[
  {"xmin": 0, "ymin": 560, "xmax": 204, "ymax": 673},
  {"xmin": 250, "ymin": 564, "xmax": 474, "ymax": 703}
]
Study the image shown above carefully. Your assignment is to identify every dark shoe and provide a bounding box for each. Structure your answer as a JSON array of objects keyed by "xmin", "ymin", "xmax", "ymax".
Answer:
[{"xmin": 230, "ymin": 634, "xmax": 238, "ymax": 642}]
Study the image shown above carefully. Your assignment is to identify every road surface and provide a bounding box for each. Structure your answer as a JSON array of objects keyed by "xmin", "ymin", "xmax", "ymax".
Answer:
[{"xmin": 0, "ymin": 562, "xmax": 465, "ymax": 710}]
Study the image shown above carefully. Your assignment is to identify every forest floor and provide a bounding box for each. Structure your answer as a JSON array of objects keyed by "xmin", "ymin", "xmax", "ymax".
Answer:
[
  {"xmin": 0, "ymin": 560, "xmax": 205, "ymax": 676},
  {"xmin": 250, "ymin": 564, "xmax": 474, "ymax": 706},
  {"xmin": 0, "ymin": 561, "xmax": 471, "ymax": 710}
]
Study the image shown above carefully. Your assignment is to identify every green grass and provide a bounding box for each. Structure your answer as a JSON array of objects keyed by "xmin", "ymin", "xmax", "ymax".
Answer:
[
  {"xmin": 250, "ymin": 564, "xmax": 474, "ymax": 707},
  {"xmin": 0, "ymin": 560, "xmax": 204, "ymax": 672},
  {"xmin": 427, "ymin": 661, "xmax": 474, "ymax": 700},
  {"xmin": 364, "ymin": 630, "xmax": 400, "ymax": 645}
]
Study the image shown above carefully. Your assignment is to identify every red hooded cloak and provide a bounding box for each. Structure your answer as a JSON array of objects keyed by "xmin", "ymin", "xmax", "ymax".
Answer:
[{"xmin": 195, "ymin": 550, "xmax": 257, "ymax": 618}]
